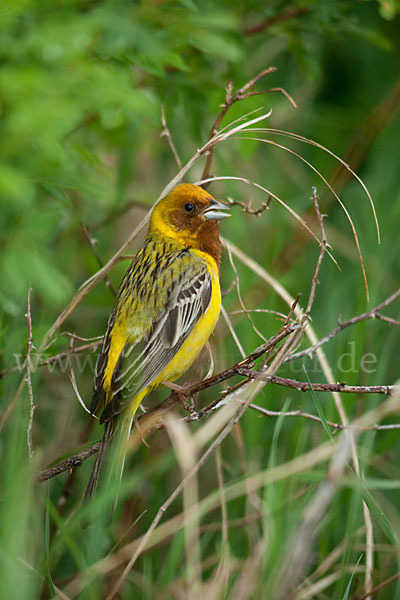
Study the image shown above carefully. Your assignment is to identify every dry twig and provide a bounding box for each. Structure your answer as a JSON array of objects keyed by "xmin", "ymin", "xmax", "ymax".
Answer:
[
  {"xmin": 80, "ymin": 221, "xmax": 117, "ymax": 297},
  {"xmin": 161, "ymin": 105, "xmax": 183, "ymax": 170},
  {"xmin": 237, "ymin": 369, "xmax": 395, "ymax": 396},
  {"xmin": 243, "ymin": 6, "xmax": 308, "ymax": 35},
  {"xmin": 305, "ymin": 187, "xmax": 327, "ymax": 315},
  {"xmin": 201, "ymin": 68, "xmax": 296, "ymax": 184},
  {"xmin": 285, "ymin": 287, "xmax": 400, "ymax": 364},
  {"xmin": 36, "ymin": 324, "xmax": 297, "ymax": 482},
  {"xmin": 25, "ymin": 287, "xmax": 35, "ymax": 461}
]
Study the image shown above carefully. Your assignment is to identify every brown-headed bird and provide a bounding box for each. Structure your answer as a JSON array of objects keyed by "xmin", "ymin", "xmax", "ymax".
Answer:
[{"xmin": 85, "ymin": 183, "xmax": 230, "ymax": 498}]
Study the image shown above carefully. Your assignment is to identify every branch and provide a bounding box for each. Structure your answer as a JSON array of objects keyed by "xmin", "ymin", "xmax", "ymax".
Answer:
[
  {"xmin": 358, "ymin": 571, "xmax": 400, "ymax": 600},
  {"xmin": 36, "ymin": 442, "xmax": 101, "ymax": 482},
  {"xmin": 36, "ymin": 324, "xmax": 297, "ymax": 482},
  {"xmin": 226, "ymin": 194, "xmax": 272, "ymax": 215},
  {"xmin": 34, "ymin": 285, "xmax": 400, "ymax": 483},
  {"xmin": 201, "ymin": 68, "xmax": 296, "ymax": 184},
  {"xmin": 285, "ymin": 287, "xmax": 400, "ymax": 364},
  {"xmin": 246, "ymin": 403, "xmax": 400, "ymax": 431},
  {"xmin": 305, "ymin": 187, "xmax": 327, "ymax": 316},
  {"xmin": 160, "ymin": 105, "xmax": 182, "ymax": 170},
  {"xmin": 243, "ymin": 6, "xmax": 308, "ymax": 35},
  {"xmin": 80, "ymin": 221, "xmax": 117, "ymax": 297},
  {"xmin": 237, "ymin": 369, "xmax": 396, "ymax": 396}
]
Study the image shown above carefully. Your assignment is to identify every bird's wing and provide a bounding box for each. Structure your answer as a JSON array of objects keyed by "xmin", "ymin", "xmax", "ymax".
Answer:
[{"xmin": 92, "ymin": 258, "xmax": 212, "ymax": 422}]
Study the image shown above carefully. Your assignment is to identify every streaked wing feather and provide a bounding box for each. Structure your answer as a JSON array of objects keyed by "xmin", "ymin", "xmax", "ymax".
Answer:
[
  {"xmin": 101, "ymin": 264, "xmax": 212, "ymax": 423},
  {"xmin": 90, "ymin": 310, "xmax": 117, "ymax": 415}
]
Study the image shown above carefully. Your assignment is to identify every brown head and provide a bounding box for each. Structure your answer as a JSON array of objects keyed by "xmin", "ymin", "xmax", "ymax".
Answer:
[{"xmin": 149, "ymin": 184, "xmax": 230, "ymax": 266}]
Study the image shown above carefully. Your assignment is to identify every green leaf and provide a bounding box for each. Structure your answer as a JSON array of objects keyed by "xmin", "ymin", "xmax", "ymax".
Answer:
[
  {"xmin": 303, "ymin": 366, "xmax": 334, "ymax": 442},
  {"xmin": 191, "ymin": 31, "xmax": 242, "ymax": 62},
  {"xmin": 342, "ymin": 553, "xmax": 363, "ymax": 600},
  {"xmin": 0, "ymin": 164, "xmax": 35, "ymax": 208},
  {"xmin": 362, "ymin": 487, "xmax": 399, "ymax": 544}
]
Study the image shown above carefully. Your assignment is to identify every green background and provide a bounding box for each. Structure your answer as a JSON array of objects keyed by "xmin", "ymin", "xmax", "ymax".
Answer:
[{"xmin": 1, "ymin": 1, "xmax": 400, "ymax": 598}]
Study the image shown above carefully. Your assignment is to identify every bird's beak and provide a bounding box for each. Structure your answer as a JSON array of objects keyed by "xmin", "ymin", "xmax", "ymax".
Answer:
[{"xmin": 203, "ymin": 199, "xmax": 231, "ymax": 221}]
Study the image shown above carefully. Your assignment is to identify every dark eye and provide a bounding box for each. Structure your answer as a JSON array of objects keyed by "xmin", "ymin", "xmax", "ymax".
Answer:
[{"xmin": 184, "ymin": 202, "xmax": 194, "ymax": 213}]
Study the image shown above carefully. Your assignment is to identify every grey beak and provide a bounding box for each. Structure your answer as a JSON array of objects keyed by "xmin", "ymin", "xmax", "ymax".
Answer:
[{"xmin": 203, "ymin": 199, "xmax": 231, "ymax": 221}]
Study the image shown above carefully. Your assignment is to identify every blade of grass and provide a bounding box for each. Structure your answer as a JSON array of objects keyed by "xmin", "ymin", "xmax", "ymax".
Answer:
[
  {"xmin": 303, "ymin": 366, "xmax": 334, "ymax": 442},
  {"xmin": 342, "ymin": 553, "xmax": 364, "ymax": 600}
]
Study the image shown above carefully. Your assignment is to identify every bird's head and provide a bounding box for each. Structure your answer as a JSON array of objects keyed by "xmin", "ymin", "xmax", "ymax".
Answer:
[{"xmin": 149, "ymin": 184, "xmax": 230, "ymax": 265}]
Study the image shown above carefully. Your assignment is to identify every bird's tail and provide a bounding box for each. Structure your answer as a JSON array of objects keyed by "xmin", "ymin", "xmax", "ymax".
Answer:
[{"xmin": 84, "ymin": 415, "xmax": 133, "ymax": 502}]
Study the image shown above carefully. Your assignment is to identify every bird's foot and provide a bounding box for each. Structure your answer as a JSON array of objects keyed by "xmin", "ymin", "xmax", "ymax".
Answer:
[{"xmin": 163, "ymin": 381, "xmax": 195, "ymax": 413}]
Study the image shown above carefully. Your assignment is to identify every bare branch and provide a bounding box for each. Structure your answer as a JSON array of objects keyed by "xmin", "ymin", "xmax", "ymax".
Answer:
[
  {"xmin": 285, "ymin": 287, "xmax": 400, "ymax": 364},
  {"xmin": 358, "ymin": 571, "xmax": 400, "ymax": 600},
  {"xmin": 305, "ymin": 187, "xmax": 327, "ymax": 316},
  {"xmin": 36, "ymin": 443, "xmax": 101, "ymax": 482},
  {"xmin": 201, "ymin": 68, "xmax": 296, "ymax": 184},
  {"xmin": 237, "ymin": 368, "xmax": 396, "ymax": 396},
  {"xmin": 161, "ymin": 105, "xmax": 183, "ymax": 170},
  {"xmin": 226, "ymin": 194, "xmax": 272, "ymax": 215},
  {"xmin": 80, "ymin": 222, "xmax": 117, "ymax": 297},
  {"xmin": 25, "ymin": 287, "xmax": 35, "ymax": 461},
  {"xmin": 246, "ymin": 403, "xmax": 400, "ymax": 431},
  {"xmin": 36, "ymin": 324, "xmax": 297, "ymax": 482},
  {"xmin": 243, "ymin": 6, "xmax": 308, "ymax": 35},
  {"xmin": 374, "ymin": 313, "xmax": 400, "ymax": 327},
  {"xmin": 225, "ymin": 242, "xmax": 268, "ymax": 343}
]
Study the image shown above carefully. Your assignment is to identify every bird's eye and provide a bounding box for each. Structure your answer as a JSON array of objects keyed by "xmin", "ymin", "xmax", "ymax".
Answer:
[{"xmin": 184, "ymin": 202, "xmax": 194, "ymax": 213}]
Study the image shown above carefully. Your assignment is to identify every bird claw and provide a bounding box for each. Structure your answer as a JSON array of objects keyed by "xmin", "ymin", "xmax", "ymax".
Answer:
[{"xmin": 164, "ymin": 381, "xmax": 195, "ymax": 413}]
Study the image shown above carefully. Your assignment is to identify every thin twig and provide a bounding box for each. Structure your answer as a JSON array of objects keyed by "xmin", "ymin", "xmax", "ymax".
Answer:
[
  {"xmin": 161, "ymin": 105, "xmax": 183, "ymax": 170},
  {"xmin": 34, "ymin": 274, "xmax": 398, "ymax": 483},
  {"xmin": 225, "ymin": 242, "xmax": 268, "ymax": 343},
  {"xmin": 70, "ymin": 364, "xmax": 96, "ymax": 416},
  {"xmin": 357, "ymin": 571, "xmax": 400, "ymax": 600},
  {"xmin": 36, "ymin": 443, "xmax": 101, "ymax": 482},
  {"xmin": 201, "ymin": 68, "xmax": 296, "ymax": 183},
  {"xmin": 221, "ymin": 305, "xmax": 246, "ymax": 358},
  {"xmin": 285, "ymin": 288, "xmax": 400, "ymax": 364},
  {"xmin": 25, "ymin": 288, "xmax": 35, "ymax": 461},
  {"xmin": 243, "ymin": 6, "xmax": 308, "ymax": 35},
  {"xmin": 237, "ymin": 369, "xmax": 395, "ymax": 396},
  {"xmin": 305, "ymin": 187, "xmax": 327, "ymax": 316},
  {"xmin": 80, "ymin": 222, "xmax": 117, "ymax": 296},
  {"xmin": 373, "ymin": 313, "xmax": 400, "ymax": 327},
  {"xmin": 224, "ymin": 236, "xmax": 376, "ymax": 596},
  {"xmin": 246, "ymin": 403, "xmax": 400, "ymax": 431},
  {"xmin": 226, "ymin": 194, "xmax": 272, "ymax": 215},
  {"xmin": 36, "ymin": 325, "xmax": 296, "ymax": 482}
]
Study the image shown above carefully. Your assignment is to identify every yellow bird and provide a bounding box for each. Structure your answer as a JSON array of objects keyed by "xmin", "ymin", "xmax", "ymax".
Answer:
[{"xmin": 85, "ymin": 183, "xmax": 230, "ymax": 497}]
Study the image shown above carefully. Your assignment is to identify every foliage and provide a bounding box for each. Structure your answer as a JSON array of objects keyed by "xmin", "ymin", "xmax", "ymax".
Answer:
[{"xmin": 1, "ymin": 1, "xmax": 400, "ymax": 599}]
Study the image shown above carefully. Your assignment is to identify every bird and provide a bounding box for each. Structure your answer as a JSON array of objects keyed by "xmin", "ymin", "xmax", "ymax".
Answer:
[{"xmin": 85, "ymin": 183, "xmax": 230, "ymax": 499}]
